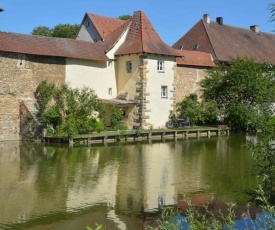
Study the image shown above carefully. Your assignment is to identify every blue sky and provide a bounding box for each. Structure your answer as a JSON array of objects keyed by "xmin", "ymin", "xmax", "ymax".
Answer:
[{"xmin": 0, "ymin": 0, "xmax": 274, "ymax": 45}]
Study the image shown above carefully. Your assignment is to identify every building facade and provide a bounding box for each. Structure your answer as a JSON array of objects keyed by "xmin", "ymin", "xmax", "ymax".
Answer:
[{"xmin": 0, "ymin": 11, "xmax": 214, "ymax": 140}]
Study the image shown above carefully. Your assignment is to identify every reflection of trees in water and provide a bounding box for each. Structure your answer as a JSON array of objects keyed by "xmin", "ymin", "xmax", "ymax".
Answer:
[
  {"xmin": 173, "ymin": 135, "xmax": 256, "ymax": 204},
  {"xmin": 0, "ymin": 137, "xmax": 258, "ymax": 228}
]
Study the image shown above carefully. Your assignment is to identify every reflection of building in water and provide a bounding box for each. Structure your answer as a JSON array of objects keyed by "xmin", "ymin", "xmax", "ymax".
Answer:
[
  {"xmin": 0, "ymin": 142, "xmax": 68, "ymax": 226},
  {"xmin": 115, "ymin": 143, "xmax": 178, "ymax": 212},
  {"xmin": 141, "ymin": 143, "xmax": 177, "ymax": 210},
  {"xmin": 0, "ymin": 140, "xmax": 214, "ymax": 228}
]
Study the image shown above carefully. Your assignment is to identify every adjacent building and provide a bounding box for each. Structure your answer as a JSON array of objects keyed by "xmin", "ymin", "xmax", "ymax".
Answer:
[{"xmin": 173, "ymin": 14, "xmax": 275, "ymax": 65}]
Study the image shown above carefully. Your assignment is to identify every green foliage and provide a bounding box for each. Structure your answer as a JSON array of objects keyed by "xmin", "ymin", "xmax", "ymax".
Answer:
[
  {"xmin": 31, "ymin": 26, "xmax": 52, "ymax": 36},
  {"xmin": 269, "ymin": 3, "xmax": 275, "ymax": 23},
  {"xmin": 176, "ymin": 93, "xmax": 201, "ymax": 126},
  {"xmin": 176, "ymin": 93, "xmax": 219, "ymax": 126},
  {"xmin": 52, "ymin": 24, "xmax": 80, "ymax": 39},
  {"xmin": 201, "ymin": 58, "xmax": 275, "ymax": 131},
  {"xmin": 31, "ymin": 24, "xmax": 80, "ymax": 38},
  {"xmin": 249, "ymin": 123, "xmax": 275, "ymax": 205},
  {"xmin": 110, "ymin": 107, "xmax": 123, "ymax": 129},
  {"xmin": 145, "ymin": 207, "xmax": 182, "ymax": 230},
  {"xmin": 35, "ymin": 81, "xmax": 106, "ymax": 137},
  {"xmin": 117, "ymin": 14, "xmax": 132, "ymax": 20},
  {"xmin": 145, "ymin": 199, "xmax": 237, "ymax": 230},
  {"xmin": 34, "ymin": 80, "xmax": 56, "ymax": 113},
  {"xmin": 85, "ymin": 224, "xmax": 104, "ymax": 230},
  {"xmin": 135, "ymin": 129, "xmax": 141, "ymax": 137}
]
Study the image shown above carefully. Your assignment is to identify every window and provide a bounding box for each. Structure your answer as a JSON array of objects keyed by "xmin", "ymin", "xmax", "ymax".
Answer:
[
  {"xmin": 108, "ymin": 88, "xmax": 112, "ymax": 96},
  {"xmin": 17, "ymin": 54, "xmax": 25, "ymax": 68},
  {"xmin": 193, "ymin": 44, "xmax": 199, "ymax": 50},
  {"xmin": 126, "ymin": 61, "xmax": 132, "ymax": 73},
  {"xmin": 157, "ymin": 61, "xmax": 164, "ymax": 72},
  {"xmin": 85, "ymin": 20, "xmax": 90, "ymax": 27},
  {"xmin": 161, "ymin": 86, "xmax": 168, "ymax": 98}
]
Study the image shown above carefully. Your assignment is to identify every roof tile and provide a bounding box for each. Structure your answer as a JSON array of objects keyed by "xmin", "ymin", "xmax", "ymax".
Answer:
[
  {"xmin": 0, "ymin": 32, "xmax": 108, "ymax": 61},
  {"xmin": 115, "ymin": 11, "xmax": 181, "ymax": 56},
  {"xmin": 87, "ymin": 13, "xmax": 126, "ymax": 39},
  {"xmin": 173, "ymin": 19, "xmax": 275, "ymax": 65},
  {"xmin": 176, "ymin": 50, "xmax": 215, "ymax": 67}
]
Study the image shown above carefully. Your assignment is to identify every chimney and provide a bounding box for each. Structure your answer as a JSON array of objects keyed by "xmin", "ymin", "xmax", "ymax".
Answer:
[
  {"xmin": 203, "ymin": 14, "xmax": 210, "ymax": 24},
  {"xmin": 250, "ymin": 25, "xmax": 259, "ymax": 34},
  {"xmin": 216, "ymin": 17, "xmax": 223, "ymax": 26}
]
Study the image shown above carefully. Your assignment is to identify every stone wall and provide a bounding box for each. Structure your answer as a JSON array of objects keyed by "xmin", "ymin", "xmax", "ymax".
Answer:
[
  {"xmin": 175, "ymin": 66, "xmax": 209, "ymax": 103},
  {"xmin": 0, "ymin": 51, "xmax": 65, "ymax": 141}
]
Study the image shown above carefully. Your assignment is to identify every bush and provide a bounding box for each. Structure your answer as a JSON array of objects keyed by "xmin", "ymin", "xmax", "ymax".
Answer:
[
  {"xmin": 35, "ymin": 81, "xmax": 106, "ymax": 137},
  {"xmin": 176, "ymin": 93, "xmax": 220, "ymax": 126}
]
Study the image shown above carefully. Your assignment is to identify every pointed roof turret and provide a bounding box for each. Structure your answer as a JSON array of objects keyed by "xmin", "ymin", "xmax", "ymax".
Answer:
[{"xmin": 115, "ymin": 11, "xmax": 181, "ymax": 56}]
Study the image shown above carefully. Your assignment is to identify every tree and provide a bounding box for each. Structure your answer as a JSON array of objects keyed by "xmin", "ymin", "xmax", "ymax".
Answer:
[
  {"xmin": 35, "ymin": 81, "xmax": 105, "ymax": 137},
  {"xmin": 117, "ymin": 14, "xmax": 132, "ymax": 20},
  {"xmin": 200, "ymin": 58, "xmax": 275, "ymax": 131},
  {"xmin": 31, "ymin": 26, "xmax": 52, "ymax": 37},
  {"xmin": 52, "ymin": 24, "xmax": 80, "ymax": 39},
  {"xmin": 31, "ymin": 24, "xmax": 80, "ymax": 38},
  {"xmin": 176, "ymin": 93, "xmax": 219, "ymax": 126},
  {"xmin": 269, "ymin": 3, "xmax": 275, "ymax": 23},
  {"xmin": 110, "ymin": 107, "xmax": 123, "ymax": 129}
]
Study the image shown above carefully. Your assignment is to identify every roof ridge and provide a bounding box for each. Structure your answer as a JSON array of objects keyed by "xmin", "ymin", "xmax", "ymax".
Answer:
[
  {"xmin": 202, "ymin": 19, "xmax": 218, "ymax": 62},
  {"xmin": 140, "ymin": 11, "xmax": 145, "ymax": 53},
  {"xmin": 87, "ymin": 12, "xmax": 124, "ymax": 22},
  {"xmin": 115, "ymin": 11, "xmax": 180, "ymax": 56},
  {"xmin": 208, "ymin": 20, "xmax": 275, "ymax": 36}
]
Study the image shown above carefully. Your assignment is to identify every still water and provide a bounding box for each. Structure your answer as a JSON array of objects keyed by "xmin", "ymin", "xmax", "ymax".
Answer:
[{"xmin": 0, "ymin": 134, "xmax": 257, "ymax": 229}]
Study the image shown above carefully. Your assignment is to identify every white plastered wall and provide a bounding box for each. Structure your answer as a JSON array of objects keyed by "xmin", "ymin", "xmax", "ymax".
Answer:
[
  {"xmin": 116, "ymin": 54, "xmax": 141, "ymax": 100},
  {"xmin": 76, "ymin": 16, "xmax": 101, "ymax": 43},
  {"xmin": 106, "ymin": 27, "xmax": 129, "ymax": 60},
  {"xmin": 66, "ymin": 58, "xmax": 117, "ymax": 99},
  {"xmin": 145, "ymin": 55, "xmax": 175, "ymax": 129}
]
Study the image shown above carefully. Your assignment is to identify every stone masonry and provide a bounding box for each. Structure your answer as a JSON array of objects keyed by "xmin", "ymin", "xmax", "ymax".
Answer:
[
  {"xmin": 175, "ymin": 66, "xmax": 209, "ymax": 103},
  {"xmin": 0, "ymin": 51, "xmax": 65, "ymax": 140}
]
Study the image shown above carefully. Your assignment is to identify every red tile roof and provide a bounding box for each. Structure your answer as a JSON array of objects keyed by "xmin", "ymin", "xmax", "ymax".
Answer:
[
  {"xmin": 87, "ymin": 13, "xmax": 126, "ymax": 39},
  {"xmin": 173, "ymin": 19, "xmax": 275, "ymax": 65},
  {"xmin": 176, "ymin": 50, "xmax": 215, "ymax": 67},
  {"xmin": 0, "ymin": 32, "xmax": 108, "ymax": 61},
  {"xmin": 115, "ymin": 11, "xmax": 181, "ymax": 56},
  {"xmin": 104, "ymin": 20, "xmax": 131, "ymax": 51}
]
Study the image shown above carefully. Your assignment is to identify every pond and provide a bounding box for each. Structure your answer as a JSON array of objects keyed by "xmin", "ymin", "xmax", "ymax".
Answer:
[{"xmin": 0, "ymin": 134, "xmax": 257, "ymax": 229}]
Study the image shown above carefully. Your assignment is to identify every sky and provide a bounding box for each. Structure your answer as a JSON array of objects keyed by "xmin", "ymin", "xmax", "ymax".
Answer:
[{"xmin": 0, "ymin": 0, "xmax": 274, "ymax": 45}]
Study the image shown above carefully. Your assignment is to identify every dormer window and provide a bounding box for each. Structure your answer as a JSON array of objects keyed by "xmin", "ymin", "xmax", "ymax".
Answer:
[
  {"xmin": 178, "ymin": 45, "xmax": 184, "ymax": 50},
  {"xmin": 193, "ymin": 44, "xmax": 199, "ymax": 50}
]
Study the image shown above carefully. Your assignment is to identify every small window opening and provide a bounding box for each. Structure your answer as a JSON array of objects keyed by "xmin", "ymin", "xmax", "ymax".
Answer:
[
  {"xmin": 161, "ymin": 86, "xmax": 168, "ymax": 98},
  {"xmin": 108, "ymin": 88, "xmax": 112, "ymax": 96},
  {"xmin": 157, "ymin": 61, "xmax": 164, "ymax": 72},
  {"xmin": 126, "ymin": 61, "xmax": 132, "ymax": 73},
  {"xmin": 17, "ymin": 54, "xmax": 25, "ymax": 67},
  {"xmin": 193, "ymin": 44, "xmax": 199, "ymax": 50}
]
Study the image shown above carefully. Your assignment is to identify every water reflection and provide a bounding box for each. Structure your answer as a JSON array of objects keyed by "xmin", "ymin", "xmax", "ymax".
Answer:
[{"xmin": 0, "ymin": 134, "xmax": 257, "ymax": 229}]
